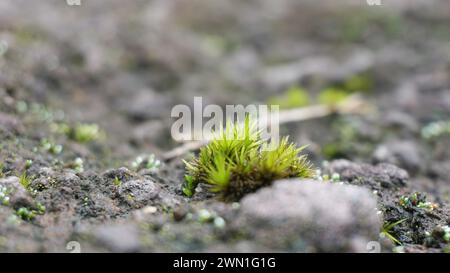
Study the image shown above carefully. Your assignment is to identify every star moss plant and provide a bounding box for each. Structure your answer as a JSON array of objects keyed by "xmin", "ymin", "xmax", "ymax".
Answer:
[{"xmin": 182, "ymin": 116, "xmax": 314, "ymax": 201}]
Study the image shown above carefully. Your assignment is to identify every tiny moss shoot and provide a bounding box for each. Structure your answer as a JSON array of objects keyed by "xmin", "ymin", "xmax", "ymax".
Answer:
[
  {"xmin": 19, "ymin": 172, "xmax": 31, "ymax": 190},
  {"xmin": 182, "ymin": 116, "xmax": 314, "ymax": 201},
  {"xmin": 113, "ymin": 176, "xmax": 122, "ymax": 187},
  {"xmin": 381, "ymin": 219, "xmax": 407, "ymax": 245}
]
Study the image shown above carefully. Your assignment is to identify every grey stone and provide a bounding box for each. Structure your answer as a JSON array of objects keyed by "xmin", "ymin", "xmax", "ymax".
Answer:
[
  {"xmin": 93, "ymin": 224, "xmax": 141, "ymax": 252},
  {"xmin": 236, "ymin": 179, "xmax": 381, "ymax": 252},
  {"xmin": 373, "ymin": 141, "xmax": 423, "ymax": 173},
  {"xmin": 102, "ymin": 167, "xmax": 136, "ymax": 182},
  {"xmin": 0, "ymin": 176, "xmax": 35, "ymax": 209},
  {"xmin": 327, "ymin": 160, "xmax": 409, "ymax": 190},
  {"xmin": 0, "ymin": 112, "xmax": 24, "ymax": 134},
  {"xmin": 118, "ymin": 179, "xmax": 160, "ymax": 208}
]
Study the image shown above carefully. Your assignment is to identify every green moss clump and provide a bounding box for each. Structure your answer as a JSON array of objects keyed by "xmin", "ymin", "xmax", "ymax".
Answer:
[
  {"xmin": 343, "ymin": 74, "xmax": 373, "ymax": 92},
  {"xmin": 16, "ymin": 207, "xmax": 35, "ymax": 221},
  {"xmin": 182, "ymin": 116, "xmax": 314, "ymax": 201},
  {"xmin": 318, "ymin": 88, "xmax": 350, "ymax": 106},
  {"xmin": 71, "ymin": 123, "xmax": 102, "ymax": 143},
  {"xmin": 54, "ymin": 123, "xmax": 103, "ymax": 143},
  {"xmin": 19, "ymin": 172, "xmax": 31, "ymax": 190},
  {"xmin": 268, "ymin": 86, "xmax": 310, "ymax": 109}
]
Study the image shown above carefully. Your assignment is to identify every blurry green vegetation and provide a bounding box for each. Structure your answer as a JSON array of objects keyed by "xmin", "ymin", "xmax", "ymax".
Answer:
[
  {"xmin": 202, "ymin": 34, "xmax": 237, "ymax": 55},
  {"xmin": 16, "ymin": 203, "xmax": 45, "ymax": 221},
  {"xmin": 341, "ymin": 10, "xmax": 404, "ymax": 42},
  {"xmin": 65, "ymin": 157, "xmax": 84, "ymax": 173},
  {"xmin": 53, "ymin": 122, "xmax": 104, "ymax": 143},
  {"xmin": 269, "ymin": 74, "xmax": 373, "ymax": 108},
  {"xmin": 183, "ymin": 116, "xmax": 314, "ymax": 200},
  {"xmin": 268, "ymin": 85, "xmax": 310, "ymax": 109},
  {"xmin": 40, "ymin": 139, "xmax": 63, "ymax": 155},
  {"xmin": 25, "ymin": 159, "xmax": 33, "ymax": 170},
  {"xmin": 318, "ymin": 88, "xmax": 349, "ymax": 105},
  {"xmin": 322, "ymin": 118, "xmax": 374, "ymax": 160},
  {"xmin": 16, "ymin": 101, "xmax": 65, "ymax": 124},
  {"xmin": 319, "ymin": 74, "xmax": 373, "ymax": 105},
  {"xmin": 421, "ymin": 121, "xmax": 450, "ymax": 140},
  {"xmin": 0, "ymin": 162, "xmax": 4, "ymax": 178},
  {"xmin": 313, "ymin": 169, "xmax": 341, "ymax": 183},
  {"xmin": 438, "ymin": 226, "xmax": 450, "ymax": 243},
  {"xmin": 70, "ymin": 123, "xmax": 103, "ymax": 143},
  {"xmin": 16, "ymin": 207, "xmax": 35, "ymax": 221},
  {"xmin": 19, "ymin": 172, "xmax": 31, "ymax": 190},
  {"xmin": 0, "ymin": 185, "xmax": 10, "ymax": 206},
  {"xmin": 131, "ymin": 154, "xmax": 161, "ymax": 172},
  {"xmin": 322, "ymin": 120, "xmax": 357, "ymax": 159},
  {"xmin": 343, "ymin": 74, "xmax": 373, "ymax": 92}
]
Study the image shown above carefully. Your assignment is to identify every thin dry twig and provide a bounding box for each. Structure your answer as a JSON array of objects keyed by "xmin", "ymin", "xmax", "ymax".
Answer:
[{"xmin": 162, "ymin": 95, "xmax": 369, "ymax": 161}]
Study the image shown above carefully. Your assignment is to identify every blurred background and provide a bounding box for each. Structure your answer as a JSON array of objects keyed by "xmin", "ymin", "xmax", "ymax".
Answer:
[{"xmin": 1, "ymin": 0, "xmax": 450, "ymax": 200}]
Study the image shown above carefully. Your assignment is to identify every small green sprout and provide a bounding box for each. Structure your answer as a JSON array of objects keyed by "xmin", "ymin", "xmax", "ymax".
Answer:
[
  {"xmin": 183, "ymin": 116, "xmax": 314, "ymax": 200},
  {"xmin": 19, "ymin": 172, "xmax": 31, "ymax": 190},
  {"xmin": 381, "ymin": 219, "xmax": 407, "ymax": 245},
  {"xmin": 113, "ymin": 176, "xmax": 122, "ymax": 187},
  {"xmin": 131, "ymin": 154, "xmax": 161, "ymax": 171},
  {"xmin": 73, "ymin": 157, "xmax": 84, "ymax": 173},
  {"xmin": 182, "ymin": 175, "xmax": 195, "ymax": 197},
  {"xmin": 399, "ymin": 192, "xmax": 438, "ymax": 211}
]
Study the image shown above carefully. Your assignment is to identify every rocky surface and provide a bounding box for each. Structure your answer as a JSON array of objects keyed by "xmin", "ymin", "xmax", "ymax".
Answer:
[
  {"xmin": 1, "ymin": 0, "xmax": 450, "ymax": 253},
  {"xmin": 237, "ymin": 180, "xmax": 380, "ymax": 252}
]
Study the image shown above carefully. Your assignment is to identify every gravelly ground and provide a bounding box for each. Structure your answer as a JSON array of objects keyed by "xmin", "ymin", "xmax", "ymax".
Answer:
[{"xmin": 1, "ymin": 0, "xmax": 450, "ymax": 252}]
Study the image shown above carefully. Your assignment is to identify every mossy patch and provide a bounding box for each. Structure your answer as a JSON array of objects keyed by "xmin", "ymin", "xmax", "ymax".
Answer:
[
  {"xmin": 182, "ymin": 116, "xmax": 314, "ymax": 201},
  {"xmin": 268, "ymin": 85, "xmax": 311, "ymax": 109}
]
